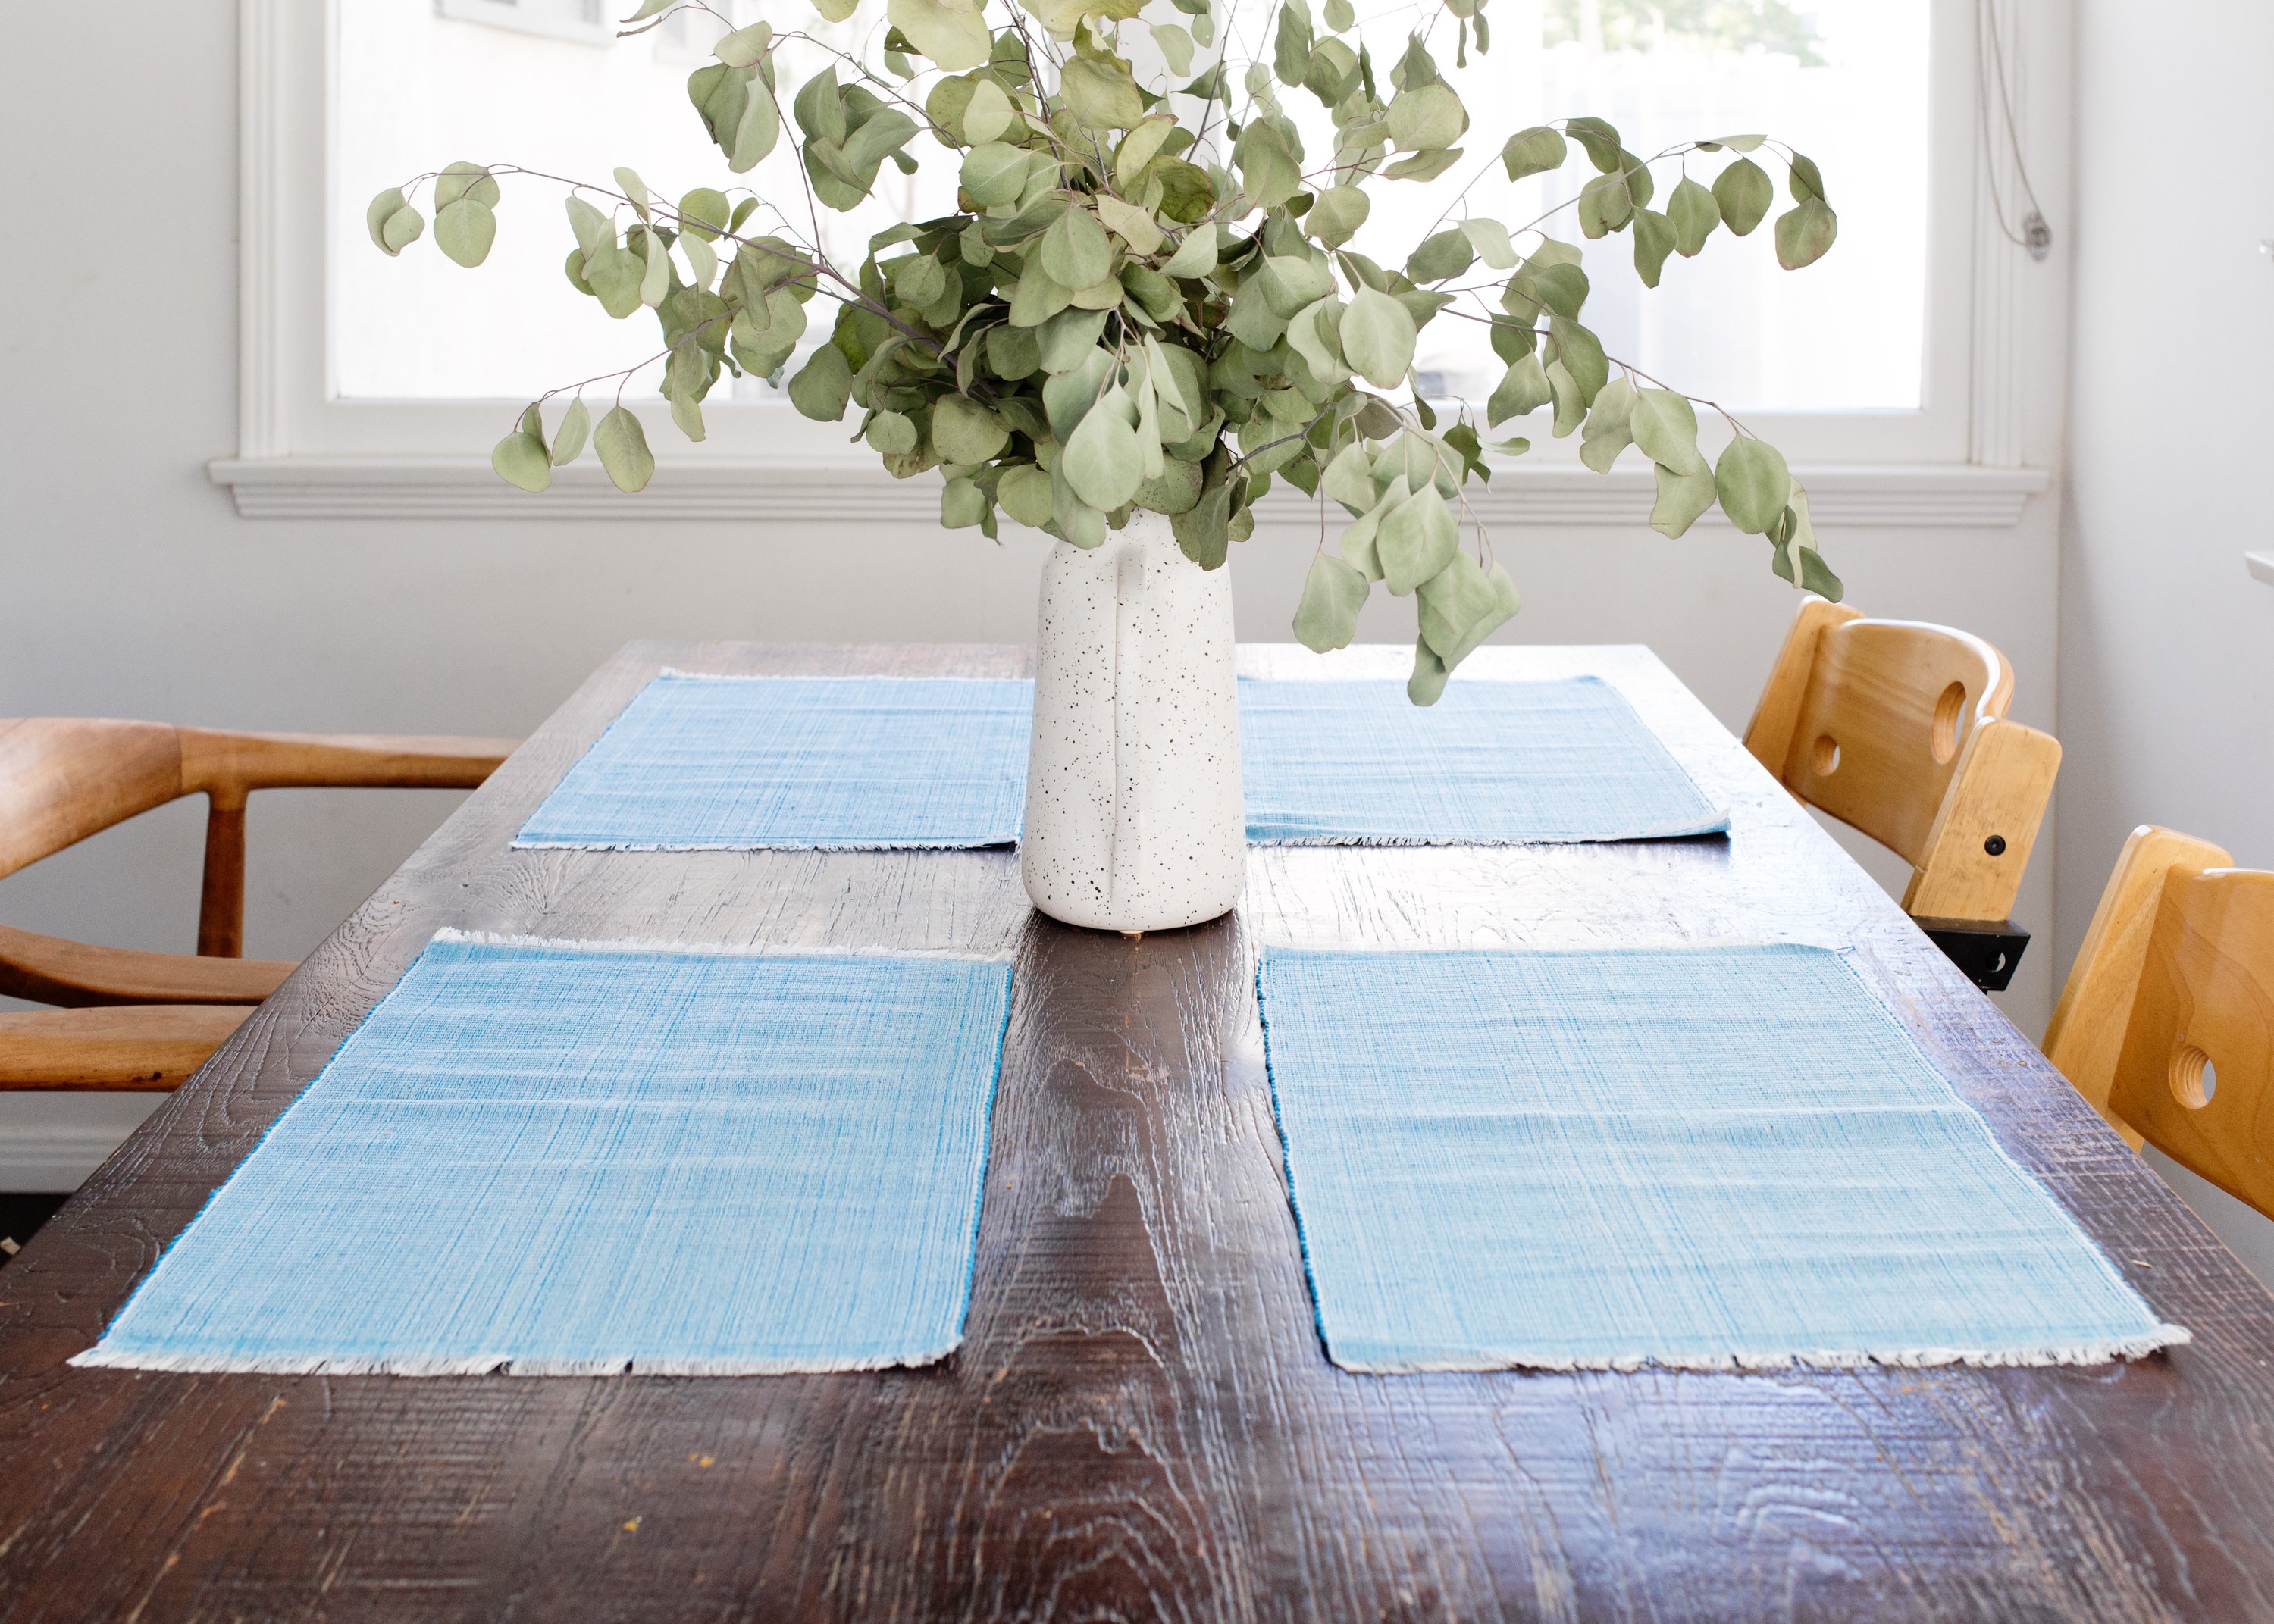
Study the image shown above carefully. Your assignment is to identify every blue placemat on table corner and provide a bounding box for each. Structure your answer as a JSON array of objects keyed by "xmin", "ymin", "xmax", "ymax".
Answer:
[
  {"xmin": 1256, "ymin": 942, "xmax": 2185, "ymax": 1373},
  {"xmin": 515, "ymin": 672, "xmax": 1033, "ymax": 850},
  {"xmin": 75, "ymin": 933, "xmax": 1014, "ymax": 1376},
  {"xmin": 1239, "ymin": 675, "xmax": 1727, "ymax": 845}
]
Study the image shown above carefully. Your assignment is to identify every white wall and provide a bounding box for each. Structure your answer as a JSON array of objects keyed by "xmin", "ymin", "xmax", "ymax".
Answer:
[
  {"xmin": 0, "ymin": 0, "xmax": 2063, "ymax": 1188},
  {"xmin": 2059, "ymin": 0, "xmax": 2274, "ymax": 1279}
]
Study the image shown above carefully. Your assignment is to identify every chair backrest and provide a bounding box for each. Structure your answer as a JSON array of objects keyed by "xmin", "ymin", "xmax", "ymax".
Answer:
[
  {"xmin": 0, "ymin": 720, "xmax": 186, "ymax": 884},
  {"xmin": 2046, "ymin": 827, "xmax": 2274, "ymax": 1219},
  {"xmin": 1743, "ymin": 599, "xmax": 2059, "ymax": 923}
]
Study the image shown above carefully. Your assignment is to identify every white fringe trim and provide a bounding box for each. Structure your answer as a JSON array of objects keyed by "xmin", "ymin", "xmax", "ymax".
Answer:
[
  {"xmin": 1251, "ymin": 827, "xmax": 1727, "ymax": 848},
  {"xmin": 429, "ymin": 928, "xmax": 1013, "ymax": 963},
  {"xmin": 652, "ymin": 667, "xmax": 1029, "ymax": 685},
  {"xmin": 510, "ymin": 837, "xmax": 1015, "ymax": 852},
  {"xmin": 1331, "ymin": 1324, "xmax": 2194, "ymax": 1375},
  {"xmin": 67, "ymin": 1341, "xmax": 963, "ymax": 1378}
]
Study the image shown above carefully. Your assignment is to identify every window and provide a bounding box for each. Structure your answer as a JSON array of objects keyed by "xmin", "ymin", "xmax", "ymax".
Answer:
[{"xmin": 220, "ymin": 0, "xmax": 2043, "ymax": 512}]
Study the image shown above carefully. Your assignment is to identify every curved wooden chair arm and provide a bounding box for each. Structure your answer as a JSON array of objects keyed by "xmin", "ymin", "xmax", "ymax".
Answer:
[
  {"xmin": 0, "ymin": 1004, "xmax": 252, "ymax": 1090},
  {"xmin": 177, "ymin": 731, "xmax": 518, "ymax": 798},
  {"xmin": 0, "ymin": 923, "xmax": 293, "ymax": 1009},
  {"xmin": 172, "ymin": 730, "xmax": 517, "ymax": 959}
]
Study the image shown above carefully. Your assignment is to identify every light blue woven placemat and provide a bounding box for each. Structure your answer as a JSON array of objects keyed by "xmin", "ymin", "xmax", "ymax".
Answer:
[
  {"xmin": 515, "ymin": 673, "xmax": 1032, "ymax": 850},
  {"xmin": 518, "ymin": 671, "xmax": 1723, "ymax": 851},
  {"xmin": 1258, "ymin": 943, "xmax": 2187, "ymax": 1373},
  {"xmin": 75, "ymin": 934, "xmax": 1014, "ymax": 1376},
  {"xmin": 1240, "ymin": 676, "xmax": 1726, "ymax": 844}
]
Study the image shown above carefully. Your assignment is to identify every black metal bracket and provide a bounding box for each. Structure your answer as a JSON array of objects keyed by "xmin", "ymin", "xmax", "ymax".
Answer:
[{"xmin": 1912, "ymin": 916, "xmax": 2030, "ymax": 993}]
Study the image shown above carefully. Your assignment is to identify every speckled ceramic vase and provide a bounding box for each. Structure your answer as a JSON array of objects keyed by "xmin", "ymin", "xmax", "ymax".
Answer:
[{"xmin": 1022, "ymin": 512, "xmax": 1245, "ymax": 932}]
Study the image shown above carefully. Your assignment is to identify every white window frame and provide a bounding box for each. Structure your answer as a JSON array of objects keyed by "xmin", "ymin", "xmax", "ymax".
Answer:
[{"xmin": 212, "ymin": 0, "xmax": 2052, "ymax": 524}]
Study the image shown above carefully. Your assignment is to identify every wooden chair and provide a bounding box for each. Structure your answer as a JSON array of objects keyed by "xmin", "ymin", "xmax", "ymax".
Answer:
[
  {"xmin": 1743, "ymin": 599, "xmax": 2062, "ymax": 987},
  {"xmin": 0, "ymin": 720, "xmax": 515, "ymax": 1092},
  {"xmin": 2043, "ymin": 826, "xmax": 2274, "ymax": 1219}
]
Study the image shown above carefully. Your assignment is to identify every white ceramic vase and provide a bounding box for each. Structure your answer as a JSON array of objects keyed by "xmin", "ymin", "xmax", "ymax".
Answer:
[{"xmin": 1021, "ymin": 511, "xmax": 1245, "ymax": 933}]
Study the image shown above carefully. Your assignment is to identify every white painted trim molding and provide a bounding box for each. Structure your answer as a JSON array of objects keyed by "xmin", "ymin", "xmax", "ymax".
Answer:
[
  {"xmin": 2246, "ymin": 552, "xmax": 2274, "ymax": 588},
  {"xmin": 208, "ymin": 456, "xmax": 2047, "ymax": 527}
]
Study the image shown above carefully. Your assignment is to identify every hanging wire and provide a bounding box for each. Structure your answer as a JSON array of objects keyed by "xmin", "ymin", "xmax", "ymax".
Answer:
[{"xmin": 1978, "ymin": 0, "xmax": 2052, "ymax": 260}]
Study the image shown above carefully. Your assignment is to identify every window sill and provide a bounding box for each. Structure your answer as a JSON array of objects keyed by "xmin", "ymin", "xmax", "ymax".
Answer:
[{"xmin": 208, "ymin": 456, "xmax": 2049, "ymax": 527}]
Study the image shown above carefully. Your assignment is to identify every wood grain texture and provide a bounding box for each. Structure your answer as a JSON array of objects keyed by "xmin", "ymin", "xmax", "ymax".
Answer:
[
  {"xmin": 1742, "ymin": 603, "xmax": 2053, "ymax": 926},
  {"xmin": 0, "ymin": 719, "xmax": 511, "ymax": 1090},
  {"xmin": 0, "ymin": 1005, "xmax": 252, "ymax": 1090},
  {"xmin": 2, "ymin": 640, "xmax": 2271, "ymax": 1623},
  {"xmin": 2047, "ymin": 825, "xmax": 2235, "ymax": 1148},
  {"xmin": 2108, "ymin": 864, "xmax": 2274, "ymax": 1218}
]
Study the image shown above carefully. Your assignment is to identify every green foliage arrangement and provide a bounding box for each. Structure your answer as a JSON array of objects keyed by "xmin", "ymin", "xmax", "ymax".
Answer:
[{"xmin": 371, "ymin": 0, "xmax": 1843, "ymax": 701}]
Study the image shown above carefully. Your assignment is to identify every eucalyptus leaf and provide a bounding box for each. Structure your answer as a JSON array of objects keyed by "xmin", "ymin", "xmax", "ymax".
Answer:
[
  {"xmin": 998, "ymin": 462, "xmax": 1054, "ymax": 527},
  {"xmin": 1548, "ymin": 317, "xmax": 1607, "ymax": 402},
  {"xmin": 491, "ymin": 424, "xmax": 552, "ymax": 493},
  {"xmin": 564, "ymin": 195, "xmax": 612, "ymax": 258},
  {"xmin": 1063, "ymin": 390, "xmax": 1145, "ymax": 509},
  {"xmin": 1774, "ymin": 197, "xmax": 1838, "ymax": 269},
  {"xmin": 714, "ymin": 20, "xmax": 773, "ymax": 65},
  {"xmin": 1408, "ymin": 638, "xmax": 1450, "ymax": 705},
  {"xmin": 787, "ymin": 343, "xmax": 854, "ymax": 420},
  {"xmin": 933, "ymin": 394, "xmax": 1010, "ymax": 462},
  {"xmin": 866, "ymin": 408, "xmax": 919, "ymax": 455},
  {"xmin": 941, "ymin": 476, "xmax": 989, "ymax": 527},
  {"xmin": 638, "ymin": 229, "xmax": 670, "ymax": 306},
  {"xmin": 1377, "ymin": 485, "xmax": 1458, "ymax": 595},
  {"xmin": 1153, "ymin": 20, "xmax": 1195, "ymax": 75},
  {"xmin": 1060, "ymin": 55, "xmax": 1146, "ymax": 129},
  {"xmin": 434, "ymin": 163, "xmax": 500, "ymax": 210},
  {"xmin": 1294, "ymin": 550, "xmax": 1370, "ymax": 652},
  {"xmin": 1305, "ymin": 186, "xmax": 1370, "ymax": 248},
  {"xmin": 728, "ymin": 79, "xmax": 781, "ymax": 172},
  {"xmin": 1405, "ymin": 228, "xmax": 1474, "ymax": 283},
  {"xmin": 594, "ymin": 407, "xmax": 655, "ymax": 493},
  {"xmin": 1486, "ymin": 354, "xmax": 1551, "ymax": 424},
  {"xmin": 1667, "ymin": 176, "xmax": 1719, "ymax": 255},
  {"xmin": 888, "ymin": 0, "xmax": 992, "ymax": 70},
  {"xmin": 1040, "ymin": 204, "xmax": 1114, "ymax": 287},
  {"xmin": 1547, "ymin": 358, "xmax": 1586, "ymax": 437},
  {"xmin": 1501, "ymin": 124, "xmax": 1567, "ymax": 180},
  {"xmin": 1135, "ymin": 456, "xmax": 1205, "ymax": 514},
  {"xmin": 1386, "ymin": 82, "xmax": 1463, "ymax": 152},
  {"xmin": 1629, "ymin": 388, "xmax": 1702, "ymax": 475},
  {"xmin": 1461, "ymin": 217, "xmax": 1517, "ymax": 269},
  {"xmin": 963, "ymin": 77, "xmax": 1015, "ymax": 142},
  {"xmin": 1631, "ymin": 209, "xmax": 1675, "ymax": 287},
  {"xmin": 1159, "ymin": 220, "xmax": 1219, "ymax": 277},
  {"xmin": 551, "ymin": 397, "xmax": 591, "ymax": 465},
  {"xmin": 378, "ymin": 199, "xmax": 424, "ymax": 255},
  {"xmin": 1714, "ymin": 436, "xmax": 1792, "ymax": 534},
  {"xmin": 1340, "ymin": 286, "xmax": 1416, "ymax": 388},
  {"xmin": 1578, "ymin": 377, "xmax": 1637, "ymax": 474},
  {"xmin": 614, "ymin": 167, "xmax": 651, "ymax": 218},
  {"xmin": 1417, "ymin": 549, "xmax": 1518, "ymax": 668},
  {"xmin": 434, "ymin": 198, "xmax": 496, "ymax": 268},
  {"xmin": 1650, "ymin": 462, "xmax": 1718, "ymax": 537},
  {"xmin": 1713, "ymin": 156, "xmax": 1773, "ymax": 236}
]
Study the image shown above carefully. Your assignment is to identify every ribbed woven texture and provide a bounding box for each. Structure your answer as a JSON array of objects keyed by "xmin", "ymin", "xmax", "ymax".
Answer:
[
  {"xmin": 76, "ymin": 935, "xmax": 1015, "ymax": 1376},
  {"xmin": 518, "ymin": 673, "xmax": 1724, "ymax": 851},
  {"xmin": 1240, "ymin": 676, "xmax": 1727, "ymax": 844},
  {"xmin": 515, "ymin": 673, "xmax": 1032, "ymax": 850},
  {"xmin": 1258, "ymin": 944, "xmax": 2187, "ymax": 1373}
]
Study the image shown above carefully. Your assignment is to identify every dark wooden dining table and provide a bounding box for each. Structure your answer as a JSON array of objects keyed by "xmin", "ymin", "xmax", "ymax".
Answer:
[{"xmin": 3, "ymin": 640, "xmax": 2272, "ymax": 1623}]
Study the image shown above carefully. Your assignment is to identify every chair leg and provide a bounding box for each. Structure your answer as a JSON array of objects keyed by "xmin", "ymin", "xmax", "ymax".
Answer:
[{"xmin": 197, "ymin": 793, "xmax": 248, "ymax": 959}]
